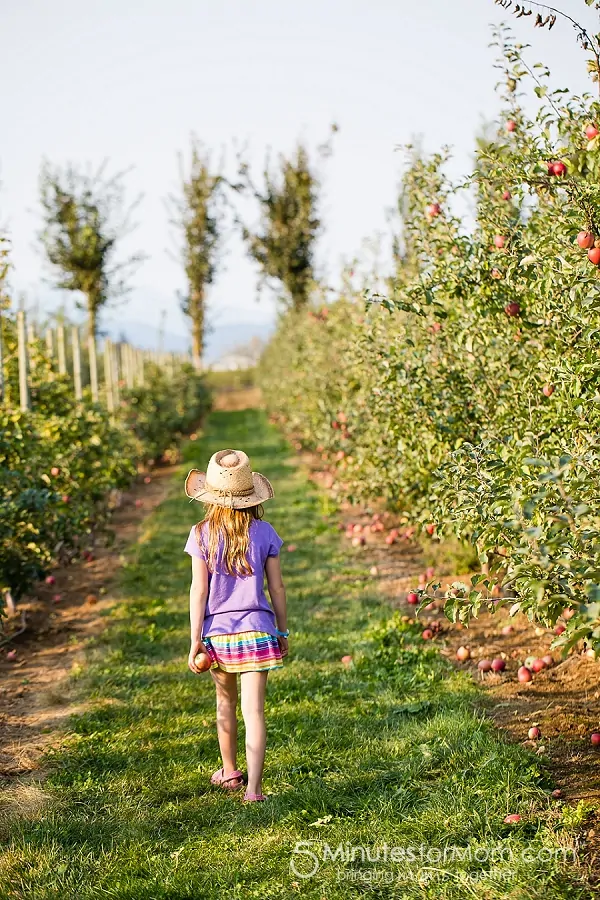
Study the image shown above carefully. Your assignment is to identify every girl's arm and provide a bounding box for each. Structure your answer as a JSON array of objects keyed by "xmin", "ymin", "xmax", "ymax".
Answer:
[
  {"xmin": 265, "ymin": 555, "xmax": 288, "ymax": 657},
  {"xmin": 188, "ymin": 554, "xmax": 209, "ymax": 674}
]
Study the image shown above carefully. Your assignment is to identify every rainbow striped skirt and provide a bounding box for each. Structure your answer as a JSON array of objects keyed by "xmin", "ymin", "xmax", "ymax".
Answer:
[{"xmin": 203, "ymin": 631, "xmax": 284, "ymax": 673}]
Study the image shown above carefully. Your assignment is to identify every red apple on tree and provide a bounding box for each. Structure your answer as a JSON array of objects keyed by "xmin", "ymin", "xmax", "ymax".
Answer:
[
  {"xmin": 493, "ymin": 235, "xmax": 506, "ymax": 249},
  {"xmin": 552, "ymin": 161, "xmax": 567, "ymax": 177},
  {"xmin": 502, "ymin": 190, "xmax": 512, "ymax": 201},
  {"xmin": 425, "ymin": 523, "xmax": 436, "ymax": 536},
  {"xmin": 425, "ymin": 202, "xmax": 441, "ymax": 218},
  {"xmin": 505, "ymin": 302, "xmax": 521, "ymax": 317},
  {"xmin": 406, "ymin": 591, "xmax": 419, "ymax": 605},
  {"xmin": 542, "ymin": 384, "xmax": 554, "ymax": 397},
  {"xmin": 588, "ymin": 247, "xmax": 600, "ymax": 266},
  {"xmin": 506, "ymin": 120, "xmax": 517, "ymax": 133},
  {"xmin": 586, "ymin": 124, "xmax": 599, "ymax": 140},
  {"xmin": 50, "ymin": 466, "xmax": 60, "ymax": 477},
  {"xmin": 577, "ymin": 231, "xmax": 595, "ymax": 249}
]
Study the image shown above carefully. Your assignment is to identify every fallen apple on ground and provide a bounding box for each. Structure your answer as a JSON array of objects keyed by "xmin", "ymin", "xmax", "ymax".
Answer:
[{"xmin": 518, "ymin": 666, "xmax": 533, "ymax": 683}]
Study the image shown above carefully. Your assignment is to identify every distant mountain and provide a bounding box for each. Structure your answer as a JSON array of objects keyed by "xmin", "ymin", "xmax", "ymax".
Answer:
[{"xmin": 102, "ymin": 317, "xmax": 275, "ymax": 364}]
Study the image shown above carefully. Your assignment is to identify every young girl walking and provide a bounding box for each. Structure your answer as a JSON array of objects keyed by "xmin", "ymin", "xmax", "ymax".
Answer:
[{"xmin": 183, "ymin": 448, "xmax": 289, "ymax": 803}]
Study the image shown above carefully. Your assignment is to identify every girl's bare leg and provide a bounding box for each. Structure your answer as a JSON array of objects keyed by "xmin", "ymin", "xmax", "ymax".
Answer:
[
  {"xmin": 210, "ymin": 668, "xmax": 239, "ymax": 775},
  {"xmin": 240, "ymin": 670, "xmax": 268, "ymax": 794}
]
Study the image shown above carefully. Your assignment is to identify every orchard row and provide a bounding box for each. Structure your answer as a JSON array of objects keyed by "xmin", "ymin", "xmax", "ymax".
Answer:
[
  {"xmin": 0, "ymin": 321, "xmax": 210, "ymax": 616},
  {"xmin": 260, "ymin": 30, "xmax": 600, "ymax": 654}
]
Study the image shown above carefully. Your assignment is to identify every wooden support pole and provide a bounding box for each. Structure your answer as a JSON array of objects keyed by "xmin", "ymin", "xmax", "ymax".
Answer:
[
  {"xmin": 88, "ymin": 334, "xmax": 99, "ymax": 402},
  {"xmin": 57, "ymin": 325, "xmax": 67, "ymax": 375},
  {"xmin": 104, "ymin": 339, "xmax": 114, "ymax": 417},
  {"xmin": 17, "ymin": 310, "xmax": 30, "ymax": 412},
  {"xmin": 112, "ymin": 344, "xmax": 120, "ymax": 407},
  {"xmin": 72, "ymin": 326, "xmax": 82, "ymax": 401},
  {"xmin": 0, "ymin": 309, "xmax": 4, "ymax": 402}
]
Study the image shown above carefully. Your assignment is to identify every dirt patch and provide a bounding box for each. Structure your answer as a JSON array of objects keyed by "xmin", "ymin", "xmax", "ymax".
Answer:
[
  {"xmin": 213, "ymin": 387, "xmax": 263, "ymax": 412},
  {"xmin": 0, "ymin": 461, "xmax": 178, "ymax": 787}
]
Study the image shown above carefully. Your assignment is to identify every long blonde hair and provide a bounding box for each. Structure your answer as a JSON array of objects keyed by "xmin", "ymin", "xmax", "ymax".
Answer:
[{"xmin": 195, "ymin": 504, "xmax": 264, "ymax": 576}]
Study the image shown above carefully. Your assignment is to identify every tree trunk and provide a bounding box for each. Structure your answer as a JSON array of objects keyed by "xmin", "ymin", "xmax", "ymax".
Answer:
[
  {"xmin": 191, "ymin": 289, "xmax": 204, "ymax": 371},
  {"xmin": 87, "ymin": 297, "xmax": 97, "ymax": 341}
]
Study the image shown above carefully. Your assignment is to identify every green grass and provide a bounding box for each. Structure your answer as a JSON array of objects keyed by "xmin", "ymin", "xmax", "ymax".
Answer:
[{"xmin": 0, "ymin": 409, "xmax": 591, "ymax": 899}]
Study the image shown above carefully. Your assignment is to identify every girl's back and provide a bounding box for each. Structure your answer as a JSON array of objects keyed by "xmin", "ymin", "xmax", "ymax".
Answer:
[{"xmin": 184, "ymin": 518, "xmax": 283, "ymax": 637}]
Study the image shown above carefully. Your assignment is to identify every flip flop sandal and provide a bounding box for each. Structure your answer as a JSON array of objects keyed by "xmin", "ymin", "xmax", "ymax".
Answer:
[
  {"xmin": 210, "ymin": 767, "xmax": 245, "ymax": 790},
  {"xmin": 243, "ymin": 792, "xmax": 267, "ymax": 802}
]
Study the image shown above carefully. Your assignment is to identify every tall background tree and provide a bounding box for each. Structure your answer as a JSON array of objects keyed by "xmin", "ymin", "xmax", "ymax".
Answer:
[
  {"xmin": 237, "ymin": 129, "xmax": 335, "ymax": 311},
  {"xmin": 169, "ymin": 139, "xmax": 226, "ymax": 369},
  {"xmin": 39, "ymin": 161, "xmax": 142, "ymax": 338}
]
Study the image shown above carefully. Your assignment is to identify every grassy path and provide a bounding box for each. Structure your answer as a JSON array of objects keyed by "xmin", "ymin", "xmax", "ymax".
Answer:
[{"xmin": 1, "ymin": 409, "xmax": 592, "ymax": 899}]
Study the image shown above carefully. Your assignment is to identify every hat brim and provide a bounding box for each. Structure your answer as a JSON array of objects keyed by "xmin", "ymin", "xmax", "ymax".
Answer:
[{"xmin": 184, "ymin": 469, "xmax": 274, "ymax": 508}]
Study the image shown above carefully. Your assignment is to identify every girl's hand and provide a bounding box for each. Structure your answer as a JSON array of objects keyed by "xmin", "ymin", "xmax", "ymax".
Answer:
[
  {"xmin": 277, "ymin": 635, "xmax": 289, "ymax": 658},
  {"xmin": 188, "ymin": 639, "xmax": 209, "ymax": 674}
]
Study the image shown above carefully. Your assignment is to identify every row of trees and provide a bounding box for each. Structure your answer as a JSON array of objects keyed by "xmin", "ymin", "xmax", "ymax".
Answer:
[
  {"xmin": 24, "ymin": 132, "xmax": 333, "ymax": 368},
  {"xmin": 260, "ymin": 3, "xmax": 600, "ymax": 654}
]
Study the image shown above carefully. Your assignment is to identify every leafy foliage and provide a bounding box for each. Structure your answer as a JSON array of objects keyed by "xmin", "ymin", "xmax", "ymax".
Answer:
[
  {"xmin": 39, "ymin": 161, "xmax": 143, "ymax": 336},
  {"xmin": 0, "ymin": 316, "xmax": 211, "ymax": 614},
  {"xmin": 238, "ymin": 141, "xmax": 326, "ymax": 311},
  {"xmin": 260, "ymin": 28, "xmax": 600, "ymax": 652},
  {"xmin": 169, "ymin": 139, "xmax": 226, "ymax": 366}
]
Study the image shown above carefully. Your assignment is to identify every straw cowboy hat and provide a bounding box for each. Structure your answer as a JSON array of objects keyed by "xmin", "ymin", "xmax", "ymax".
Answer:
[{"xmin": 184, "ymin": 449, "xmax": 274, "ymax": 509}]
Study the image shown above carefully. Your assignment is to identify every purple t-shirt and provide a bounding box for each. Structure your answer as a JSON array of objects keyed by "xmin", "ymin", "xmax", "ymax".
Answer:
[{"xmin": 184, "ymin": 519, "xmax": 284, "ymax": 639}]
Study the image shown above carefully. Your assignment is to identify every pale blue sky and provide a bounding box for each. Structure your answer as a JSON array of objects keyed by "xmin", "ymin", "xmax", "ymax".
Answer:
[{"xmin": 0, "ymin": 0, "xmax": 595, "ymax": 355}]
